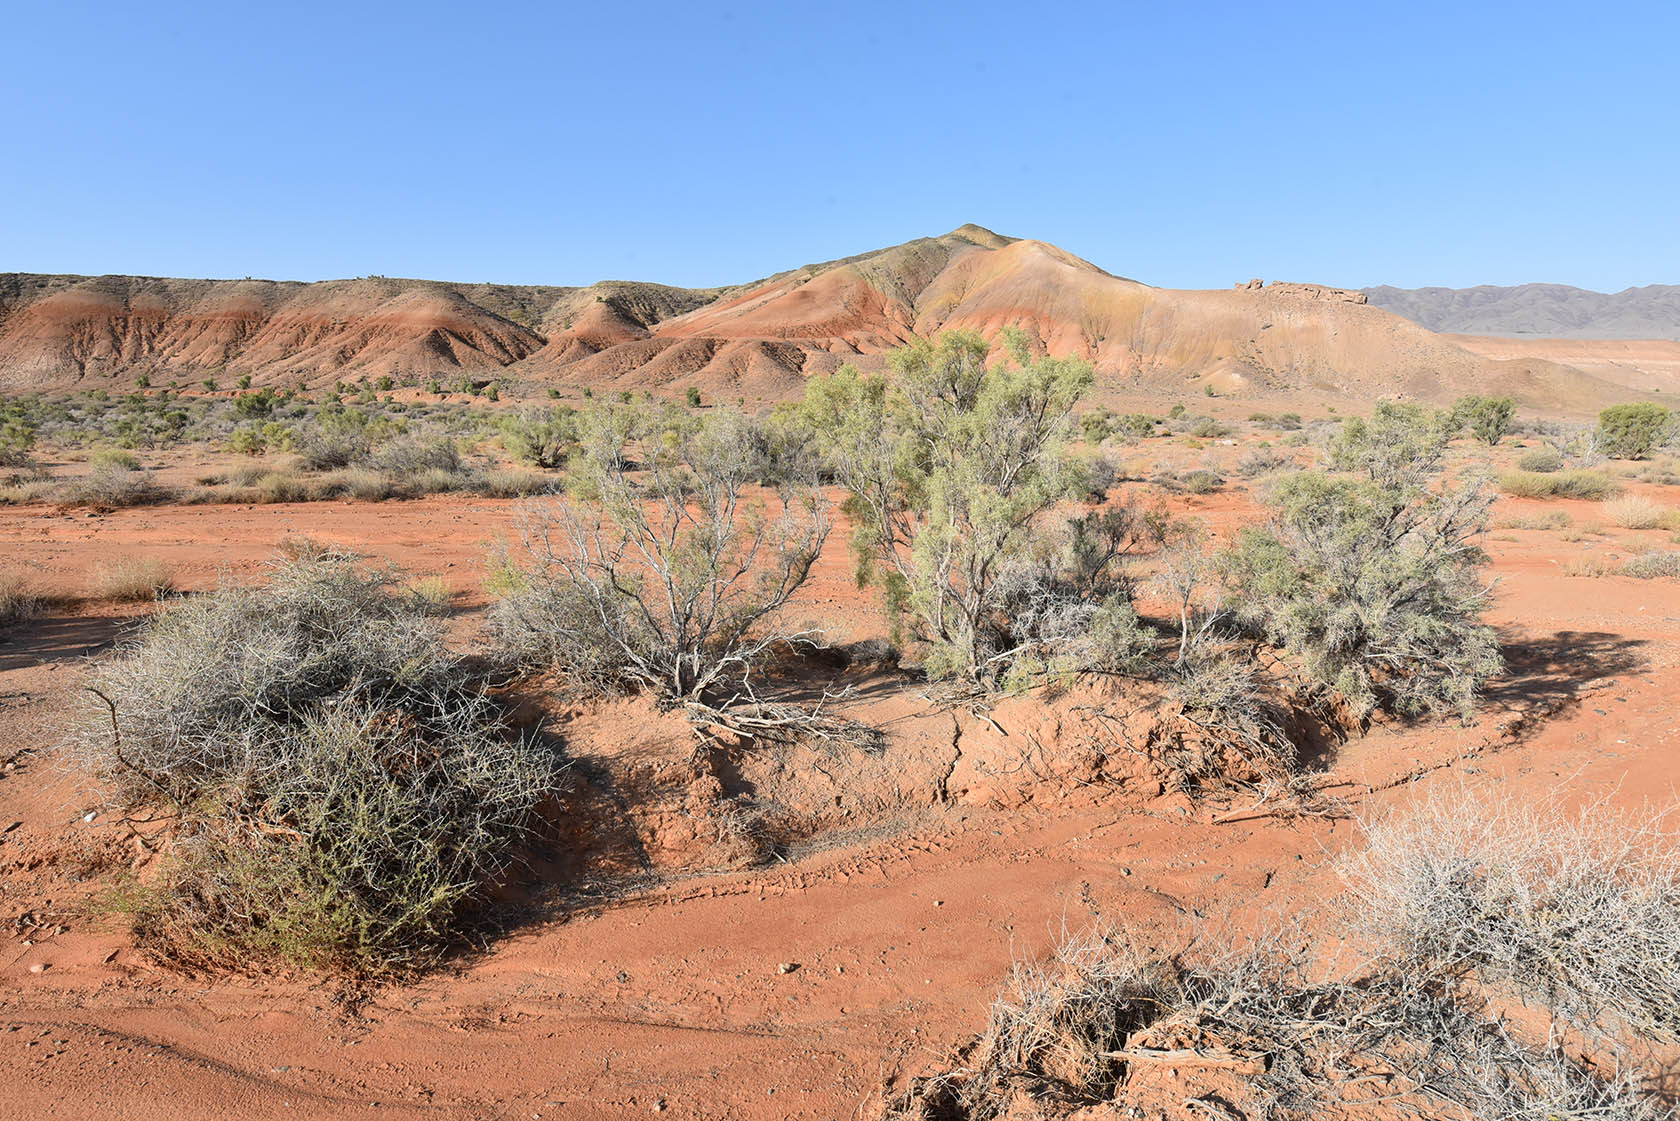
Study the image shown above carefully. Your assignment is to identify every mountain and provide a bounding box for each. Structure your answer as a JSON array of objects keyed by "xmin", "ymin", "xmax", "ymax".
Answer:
[
  {"xmin": 1, "ymin": 229, "xmax": 1668, "ymax": 412},
  {"xmin": 1364, "ymin": 283, "xmax": 1680, "ymax": 340}
]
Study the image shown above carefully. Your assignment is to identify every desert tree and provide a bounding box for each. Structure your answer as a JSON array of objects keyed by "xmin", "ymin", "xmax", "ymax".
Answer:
[{"xmin": 800, "ymin": 329, "xmax": 1140, "ymax": 689}]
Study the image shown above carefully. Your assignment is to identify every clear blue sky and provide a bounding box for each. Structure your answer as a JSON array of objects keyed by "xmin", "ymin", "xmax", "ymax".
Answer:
[{"xmin": 4, "ymin": 1, "xmax": 1675, "ymax": 292}]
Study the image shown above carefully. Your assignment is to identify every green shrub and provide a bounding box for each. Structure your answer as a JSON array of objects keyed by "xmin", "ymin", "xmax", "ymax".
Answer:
[
  {"xmin": 1449, "ymin": 394, "xmax": 1517, "ymax": 445},
  {"xmin": 501, "ymin": 407, "xmax": 578, "ymax": 469},
  {"xmin": 1516, "ymin": 446, "xmax": 1564, "ymax": 473},
  {"xmin": 1598, "ymin": 403, "xmax": 1673, "ymax": 460},
  {"xmin": 73, "ymin": 547, "xmax": 562, "ymax": 975},
  {"xmin": 800, "ymin": 330, "xmax": 1143, "ymax": 689},
  {"xmin": 1227, "ymin": 421, "xmax": 1501, "ymax": 721}
]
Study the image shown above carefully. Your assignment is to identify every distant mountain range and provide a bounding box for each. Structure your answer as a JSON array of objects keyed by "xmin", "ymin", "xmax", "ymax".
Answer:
[
  {"xmin": 1, "ymin": 229, "xmax": 1674, "ymax": 413},
  {"xmin": 1364, "ymin": 284, "xmax": 1680, "ymax": 340}
]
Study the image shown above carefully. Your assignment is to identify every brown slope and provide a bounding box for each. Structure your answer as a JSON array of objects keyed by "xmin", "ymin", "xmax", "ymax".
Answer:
[
  {"xmin": 0, "ymin": 274, "xmax": 554, "ymax": 390},
  {"xmin": 530, "ymin": 229, "xmax": 1626, "ymax": 413}
]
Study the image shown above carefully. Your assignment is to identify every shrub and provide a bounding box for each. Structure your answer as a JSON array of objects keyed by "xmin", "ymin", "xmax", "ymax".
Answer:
[
  {"xmin": 90, "ymin": 556, "xmax": 175, "ymax": 601},
  {"xmin": 888, "ymin": 927, "xmax": 1656, "ymax": 1121},
  {"xmin": 685, "ymin": 386, "xmax": 701, "ymax": 408},
  {"xmin": 59, "ymin": 463, "xmax": 175, "ymax": 508},
  {"xmin": 1227, "ymin": 443, "xmax": 1500, "ymax": 721},
  {"xmin": 1516, "ymin": 445, "xmax": 1563, "ymax": 473},
  {"xmin": 71, "ymin": 547, "xmax": 562, "ymax": 975},
  {"xmin": 1597, "ymin": 403, "xmax": 1673, "ymax": 460},
  {"xmin": 799, "ymin": 330, "xmax": 1139, "ymax": 688},
  {"xmin": 1274, "ymin": 412, "xmax": 1302, "ymax": 430},
  {"xmin": 889, "ymin": 795, "xmax": 1678, "ymax": 1120},
  {"xmin": 1326, "ymin": 402, "xmax": 1449, "ymax": 489},
  {"xmin": 474, "ymin": 469, "xmax": 558, "ymax": 499},
  {"xmin": 498, "ymin": 406, "xmax": 829, "ymax": 703},
  {"xmin": 1622, "ymin": 551, "xmax": 1680, "ymax": 579},
  {"xmin": 1342, "ymin": 789, "xmax": 1680, "ymax": 1044},
  {"xmin": 365, "ymin": 432, "xmax": 461, "ymax": 475},
  {"xmin": 1603, "ymin": 494, "xmax": 1668, "ymax": 529},
  {"xmin": 1498, "ymin": 469, "xmax": 1619, "ymax": 500},
  {"xmin": 1235, "ymin": 448, "xmax": 1288, "ymax": 478},
  {"xmin": 1188, "ymin": 417, "xmax": 1232, "ymax": 439},
  {"xmin": 1, "ymin": 569, "xmax": 41, "ymax": 628},
  {"xmin": 501, "ymin": 406, "xmax": 578, "ymax": 469},
  {"xmin": 89, "ymin": 447, "xmax": 141, "ymax": 472},
  {"xmin": 1449, "ymin": 394, "xmax": 1517, "ymax": 445}
]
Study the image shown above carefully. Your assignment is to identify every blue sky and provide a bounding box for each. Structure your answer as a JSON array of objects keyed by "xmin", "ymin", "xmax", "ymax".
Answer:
[{"xmin": 3, "ymin": 1, "xmax": 1675, "ymax": 291}]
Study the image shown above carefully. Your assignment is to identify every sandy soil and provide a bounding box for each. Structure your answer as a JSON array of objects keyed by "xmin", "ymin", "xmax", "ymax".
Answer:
[{"xmin": 2, "ymin": 438, "xmax": 1677, "ymax": 1120}]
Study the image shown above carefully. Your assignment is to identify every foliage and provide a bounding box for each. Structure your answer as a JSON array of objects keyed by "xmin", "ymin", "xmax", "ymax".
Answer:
[
  {"xmin": 1228, "ymin": 407, "xmax": 1501, "ymax": 720},
  {"xmin": 1449, "ymin": 394, "xmax": 1517, "ymax": 445},
  {"xmin": 1597, "ymin": 403, "xmax": 1673, "ymax": 460},
  {"xmin": 501, "ymin": 406, "xmax": 579, "ymax": 469},
  {"xmin": 800, "ymin": 330, "xmax": 1134, "ymax": 688}
]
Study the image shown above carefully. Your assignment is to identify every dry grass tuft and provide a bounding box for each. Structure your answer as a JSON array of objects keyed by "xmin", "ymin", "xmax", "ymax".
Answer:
[
  {"xmin": 1603, "ymin": 495, "xmax": 1670, "ymax": 529},
  {"xmin": 89, "ymin": 556, "xmax": 175, "ymax": 602}
]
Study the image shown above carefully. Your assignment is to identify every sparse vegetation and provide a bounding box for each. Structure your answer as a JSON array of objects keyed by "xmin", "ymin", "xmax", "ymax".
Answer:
[{"xmin": 889, "ymin": 792, "xmax": 1677, "ymax": 1120}]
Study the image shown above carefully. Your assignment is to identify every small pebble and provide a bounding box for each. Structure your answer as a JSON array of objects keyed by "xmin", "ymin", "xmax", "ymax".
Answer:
[
  {"xmin": 29, "ymin": 963, "xmax": 47, "ymax": 974},
  {"xmin": 777, "ymin": 962, "xmax": 799, "ymax": 974}
]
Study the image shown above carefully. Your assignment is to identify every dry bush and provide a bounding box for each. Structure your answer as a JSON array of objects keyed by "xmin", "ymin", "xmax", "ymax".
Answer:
[
  {"xmin": 57, "ymin": 462, "xmax": 176, "ymax": 508},
  {"xmin": 1622, "ymin": 551, "xmax": 1680, "ymax": 580},
  {"xmin": 71, "ymin": 546, "xmax": 564, "ymax": 975},
  {"xmin": 1234, "ymin": 447, "xmax": 1288, "ymax": 479},
  {"xmin": 1604, "ymin": 494, "xmax": 1670, "ymax": 529},
  {"xmin": 89, "ymin": 556, "xmax": 175, "ymax": 601},
  {"xmin": 1341, "ymin": 789, "xmax": 1680, "ymax": 1045},
  {"xmin": 1, "ymin": 568, "xmax": 41, "ymax": 628},
  {"xmin": 1498, "ymin": 509, "xmax": 1572, "ymax": 531},
  {"xmin": 1563, "ymin": 554, "xmax": 1618, "ymax": 578},
  {"xmin": 889, "ymin": 793, "xmax": 1680, "ymax": 1120},
  {"xmin": 1499, "ymin": 469, "xmax": 1620, "ymax": 500},
  {"xmin": 886, "ymin": 929, "xmax": 1658, "ymax": 1121},
  {"xmin": 496, "ymin": 406, "xmax": 829, "ymax": 704},
  {"xmin": 473, "ymin": 468, "xmax": 559, "ymax": 499}
]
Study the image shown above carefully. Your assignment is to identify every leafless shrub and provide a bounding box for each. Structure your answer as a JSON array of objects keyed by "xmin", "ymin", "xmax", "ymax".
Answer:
[
  {"xmin": 57, "ymin": 462, "xmax": 175, "ymax": 508},
  {"xmin": 496, "ymin": 407, "xmax": 830, "ymax": 705},
  {"xmin": 1235, "ymin": 447, "xmax": 1289, "ymax": 479},
  {"xmin": 1, "ymin": 568, "xmax": 42, "ymax": 628},
  {"xmin": 888, "ymin": 928, "xmax": 1663, "ymax": 1121},
  {"xmin": 1342, "ymin": 789, "xmax": 1680, "ymax": 1045}
]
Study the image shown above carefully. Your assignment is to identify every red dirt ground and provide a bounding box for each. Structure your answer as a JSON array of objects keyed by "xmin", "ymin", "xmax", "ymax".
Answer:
[{"xmin": 2, "ymin": 439, "xmax": 1677, "ymax": 1120}]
